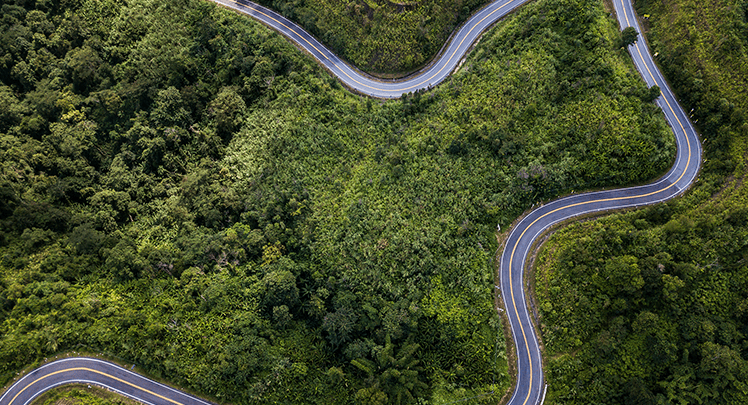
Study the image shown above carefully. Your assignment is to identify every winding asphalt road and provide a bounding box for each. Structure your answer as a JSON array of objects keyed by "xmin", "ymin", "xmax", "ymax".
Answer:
[
  {"xmin": 0, "ymin": 358, "xmax": 212, "ymax": 405},
  {"xmin": 212, "ymin": 0, "xmax": 530, "ymax": 98},
  {"xmin": 0, "ymin": 0, "xmax": 701, "ymax": 404},
  {"xmin": 500, "ymin": 0, "xmax": 701, "ymax": 402}
]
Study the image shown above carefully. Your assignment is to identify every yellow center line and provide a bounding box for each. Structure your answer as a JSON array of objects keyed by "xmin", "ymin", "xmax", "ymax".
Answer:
[
  {"xmin": 621, "ymin": 0, "xmax": 631, "ymax": 26},
  {"xmin": 509, "ymin": 9, "xmax": 693, "ymax": 402},
  {"xmin": 9, "ymin": 368, "xmax": 186, "ymax": 405}
]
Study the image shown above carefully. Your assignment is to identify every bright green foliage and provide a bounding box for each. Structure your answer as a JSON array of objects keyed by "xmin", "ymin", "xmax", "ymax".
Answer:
[
  {"xmin": 0, "ymin": 0, "xmax": 674, "ymax": 402},
  {"xmin": 535, "ymin": 0, "xmax": 748, "ymax": 402}
]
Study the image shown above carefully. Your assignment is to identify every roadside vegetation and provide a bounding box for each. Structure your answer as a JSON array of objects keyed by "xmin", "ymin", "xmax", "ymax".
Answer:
[
  {"xmin": 0, "ymin": 0, "xmax": 674, "ymax": 402},
  {"xmin": 535, "ymin": 0, "xmax": 748, "ymax": 403},
  {"xmin": 254, "ymin": 0, "xmax": 488, "ymax": 74},
  {"xmin": 32, "ymin": 385, "xmax": 138, "ymax": 405}
]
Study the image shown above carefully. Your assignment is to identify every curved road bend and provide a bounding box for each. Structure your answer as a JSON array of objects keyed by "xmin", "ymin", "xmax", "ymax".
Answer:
[
  {"xmin": 212, "ymin": 0, "xmax": 531, "ymax": 98},
  {"xmin": 0, "ymin": 0, "xmax": 701, "ymax": 405},
  {"xmin": 500, "ymin": 2, "xmax": 701, "ymax": 404},
  {"xmin": 0, "ymin": 357, "xmax": 213, "ymax": 405}
]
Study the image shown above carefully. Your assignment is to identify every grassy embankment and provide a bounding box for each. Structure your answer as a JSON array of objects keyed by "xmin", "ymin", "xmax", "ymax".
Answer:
[
  {"xmin": 31, "ymin": 385, "xmax": 139, "ymax": 405},
  {"xmin": 534, "ymin": 0, "xmax": 748, "ymax": 403},
  {"xmin": 0, "ymin": 0, "xmax": 673, "ymax": 402}
]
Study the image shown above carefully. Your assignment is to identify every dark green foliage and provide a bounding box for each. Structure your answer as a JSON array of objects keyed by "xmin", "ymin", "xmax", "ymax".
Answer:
[
  {"xmin": 351, "ymin": 335, "xmax": 428, "ymax": 404},
  {"xmin": 537, "ymin": 183, "xmax": 748, "ymax": 404},
  {"xmin": 621, "ymin": 26, "xmax": 638, "ymax": 47},
  {"xmin": 645, "ymin": 84, "xmax": 660, "ymax": 102}
]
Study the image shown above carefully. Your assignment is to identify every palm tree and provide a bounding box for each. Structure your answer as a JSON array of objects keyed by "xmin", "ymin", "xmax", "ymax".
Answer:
[{"xmin": 351, "ymin": 334, "xmax": 429, "ymax": 404}]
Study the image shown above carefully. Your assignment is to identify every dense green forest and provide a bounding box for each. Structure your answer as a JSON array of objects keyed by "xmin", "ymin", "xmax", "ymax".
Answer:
[
  {"xmin": 535, "ymin": 0, "xmax": 748, "ymax": 403},
  {"xmin": 0, "ymin": 0, "xmax": 675, "ymax": 402},
  {"xmin": 253, "ymin": 0, "xmax": 488, "ymax": 73}
]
